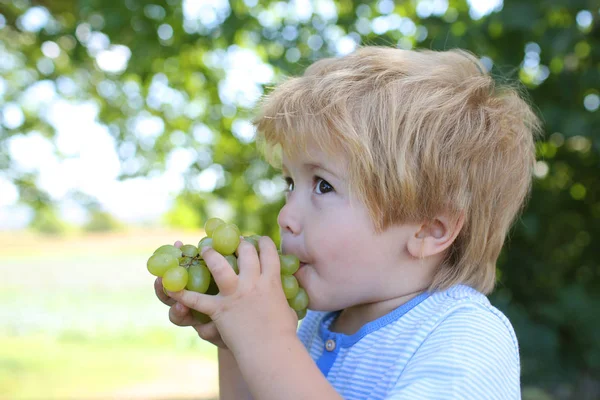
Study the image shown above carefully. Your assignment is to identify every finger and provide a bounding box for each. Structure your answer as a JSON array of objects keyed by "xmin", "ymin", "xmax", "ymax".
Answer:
[
  {"xmin": 234, "ymin": 235, "xmax": 243, "ymax": 257},
  {"xmin": 258, "ymin": 236, "xmax": 281, "ymax": 277},
  {"xmin": 155, "ymin": 277, "xmax": 176, "ymax": 306},
  {"xmin": 167, "ymin": 288, "xmax": 219, "ymax": 316},
  {"xmin": 174, "ymin": 240, "xmax": 183, "ymax": 248},
  {"xmin": 201, "ymin": 246, "xmax": 238, "ymax": 295},
  {"xmin": 237, "ymin": 239, "xmax": 260, "ymax": 282},
  {"xmin": 194, "ymin": 321, "xmax": 218, "ymax": 341},
  {"xmin": 193, "ymin": 322, "xmax": 227, "ymax": 348},
  {"xmin": 168, "ymin": 302, "xmax": 197, "ymax": 327}
]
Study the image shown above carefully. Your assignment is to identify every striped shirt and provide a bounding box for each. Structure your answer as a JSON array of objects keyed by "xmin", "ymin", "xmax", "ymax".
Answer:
[{"xmin": 297, "ymin": 284, "xmax": 521, "ymax": 399}]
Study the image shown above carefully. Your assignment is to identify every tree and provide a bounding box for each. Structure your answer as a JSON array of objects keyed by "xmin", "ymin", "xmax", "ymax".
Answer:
[{"xmin": 0, "ymin": 0, "xmax": 598, "ymax": 397}]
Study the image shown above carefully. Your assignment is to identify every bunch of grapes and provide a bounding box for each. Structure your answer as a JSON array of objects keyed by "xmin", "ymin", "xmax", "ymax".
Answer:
[{"xmin": 147, "ymin": 217, "xmax": 309, "ymax": 321}]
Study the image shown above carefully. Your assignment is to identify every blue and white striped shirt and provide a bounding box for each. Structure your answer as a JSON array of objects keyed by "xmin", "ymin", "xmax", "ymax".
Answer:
[{"xmin": 297, "ymin": 284, "xmax": 520, "ymax": 399}]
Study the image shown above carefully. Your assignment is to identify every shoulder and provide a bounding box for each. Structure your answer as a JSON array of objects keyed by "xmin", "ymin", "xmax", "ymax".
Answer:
[
  {"xmin": 422, "ymin": 285, "xmax": 519, "ymax": 352},
  {"xmin": 392, "ymin": 285, "xmax": 521, "ymax": 399}
]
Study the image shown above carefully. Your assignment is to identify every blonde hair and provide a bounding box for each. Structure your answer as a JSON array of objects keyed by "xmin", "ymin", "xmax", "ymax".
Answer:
[{"xmin": 252, "ymin": 46, "xmax": 542, "ymax": 294}]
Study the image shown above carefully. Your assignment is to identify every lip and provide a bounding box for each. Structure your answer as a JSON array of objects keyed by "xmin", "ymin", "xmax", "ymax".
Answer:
[
  {"xmin": 280, "ymin": 246, "xmax": 309, "ymax": 267},
  {"xmin": 294, "ymin": 262, "xmax": 307, "ymax": 276}
]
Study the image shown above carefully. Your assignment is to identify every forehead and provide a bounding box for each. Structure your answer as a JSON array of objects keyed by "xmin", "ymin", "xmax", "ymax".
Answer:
[{"xmin": 281, "ymin": 143, "xmax": 347, "ymax": 176}]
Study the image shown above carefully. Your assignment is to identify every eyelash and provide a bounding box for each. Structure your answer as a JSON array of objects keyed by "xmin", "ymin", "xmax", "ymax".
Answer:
[{"xmin": 284, "ymin": 176, "xmax": 334, "ymax": 194}]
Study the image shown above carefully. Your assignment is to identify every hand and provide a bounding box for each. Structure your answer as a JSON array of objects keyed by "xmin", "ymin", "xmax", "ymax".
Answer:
[
  {"xmin": 166, "ymin": 236, "xmax": 298, "ymax": 354},
  {"xmin": 153, "ymin": 240, "xmax": 228, "ymax": 349}
]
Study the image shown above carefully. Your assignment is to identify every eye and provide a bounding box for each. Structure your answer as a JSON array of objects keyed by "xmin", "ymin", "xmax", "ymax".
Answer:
[
  {"xmin": 314, "ymin": 177, "xmax": 334, "ymax": 194},
  {"xmin": 284, "ymin": 177, "xmax": 294, "ymax": 192}
]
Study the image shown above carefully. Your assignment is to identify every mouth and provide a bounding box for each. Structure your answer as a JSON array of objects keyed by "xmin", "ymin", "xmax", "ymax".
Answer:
[
  {"xmin": 280, "ymin": 246, "xmax": 308, "ymax": 270},
  {"xmin": 294, "ymin": 262, "xmax": 307, "ymax": 277}
]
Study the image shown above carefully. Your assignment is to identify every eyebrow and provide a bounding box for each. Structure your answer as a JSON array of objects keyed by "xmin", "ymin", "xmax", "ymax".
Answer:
[
  {"xmin": 306, "ymin": 163, "xmax": 340, "ymax": 178},
  {"xmin": 282, "ymin": 162, "xmax": 341, "ymax": 179}
]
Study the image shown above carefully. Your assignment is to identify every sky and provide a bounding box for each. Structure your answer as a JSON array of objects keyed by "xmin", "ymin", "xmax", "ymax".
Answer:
[{"xmin": 0, "ymin": 0, "xmax": 506, "ymax": 230}]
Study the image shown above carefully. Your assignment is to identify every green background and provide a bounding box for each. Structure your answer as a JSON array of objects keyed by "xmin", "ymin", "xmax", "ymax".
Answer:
[{"xmin": 0, "ymin": 0, "xmax": 598, "ymax": 399}]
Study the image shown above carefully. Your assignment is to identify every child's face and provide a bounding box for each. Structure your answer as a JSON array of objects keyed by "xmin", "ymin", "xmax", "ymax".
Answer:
[{"xmin": 278, "ymin": 145, "xmax": 417, "ymax": 312}]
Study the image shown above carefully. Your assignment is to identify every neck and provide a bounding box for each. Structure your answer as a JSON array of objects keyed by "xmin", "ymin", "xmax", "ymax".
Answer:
[
  {"xmin": 330, "ymin": 251, "xmax": 441, "ymax": 336},
  {"xmin": 330, "ymin": 286, "xmax": 428, "ymax": 335}
]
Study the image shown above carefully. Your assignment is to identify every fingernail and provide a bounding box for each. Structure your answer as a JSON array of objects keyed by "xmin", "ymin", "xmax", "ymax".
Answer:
[{"xmin": 201, "ymin": 246, "xmax": 210, "ymax": 255}]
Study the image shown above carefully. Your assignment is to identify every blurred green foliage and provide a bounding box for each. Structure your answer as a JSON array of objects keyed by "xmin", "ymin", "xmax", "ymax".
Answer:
[{"xmin": 0, "ymin": 0, "xmax": 598, "ymax": 398}]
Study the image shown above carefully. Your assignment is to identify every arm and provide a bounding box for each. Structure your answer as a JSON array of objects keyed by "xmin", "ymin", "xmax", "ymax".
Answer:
[
  {"xmin": 167, "ymin": 238, "xmax": 343, "ymax": 400},
  {"xmin": 233, "ymin": 335, "xmax": 342, "ymax": 400},
  {"xmin": 219, "ymin": 348, "xmax": 253, "ymax": 400}
]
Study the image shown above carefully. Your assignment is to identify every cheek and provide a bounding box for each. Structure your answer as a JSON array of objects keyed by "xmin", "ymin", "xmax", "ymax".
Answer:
[{"xmin": 310, "ymin": 213, "xmax": 372, "ymax": 269}]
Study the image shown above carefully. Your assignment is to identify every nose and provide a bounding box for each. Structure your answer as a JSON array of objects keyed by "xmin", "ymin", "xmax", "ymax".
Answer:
[{"xmin": 277, "ymin": 198, "xmax": 301, "ymax": 236}]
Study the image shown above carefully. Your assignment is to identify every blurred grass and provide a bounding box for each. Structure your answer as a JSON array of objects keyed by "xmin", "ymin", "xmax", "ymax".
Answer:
[
  {"xmin": 0, "ymin": 331, "xmax": 216, "ymax": 399},
  {"xmin": 0, "ymin": 228, "xmax": 219, "ymax": 400}
]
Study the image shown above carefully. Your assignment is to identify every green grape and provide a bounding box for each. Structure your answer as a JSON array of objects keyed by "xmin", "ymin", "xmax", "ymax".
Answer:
[
  {"xmin": 250, "ymin": 234, "xmax": 262, "ymax": 242},
  {"xmin": 204, "ymin": 217, "xmax": 225, "ymax": 238},
  {"xmin": 244, "ymin": 236, "xmax": 259, "ymax": 252},
  {"xmin": 197, "ymin": 237, "xmax": 213, "ymax": 252},
  {"xmin": 296, "ymin": 308, "xmax": 307, "ymax": 320},
  {"xmin": 191, "ymin": 259, "xmax": 208, "ymax": 268},
  {"xmin": 230, "ymin": 224, "xmax": 241, "ymax": 237},
  {"xmin": 281, "ymin": 274, "xmax": 299, "ymax": 299},
  {"xmin": 191, "ymin": 258, "xmax": 202, "ymax": 267},
  {"xmin": 288, "ymin": 288, "xmax": 309, "ymax": 311},
  {"xmin": 186, "ymin": 264, "xmax": 211, "ymax": 293},
  {"xmin": 206, "ymin": 276, "xmax": 219, "ymax": 295},
  {"xmin": 280, "ymin": 254, "xmax": 300, "ymax": 275},
  {"xmin": 162, "ymin": 266, "xmax": 189, "ymax": 292},
  {"xmin": 153, "ymin": 244, "xmax": 183, "ymax": 260},
  {"xmin": 147, "ymin": 253, "xmax": 179, "ymax": 277},
  {"xmin": 212, "ymin": 223, "xmax": 241, "ymax": 255},
  {"xmin": 191, "ymin": 309, "xmax": 212, "ymax": 324},
  {"xmin": 179, "ymin": 256, "xmax": 193, "ymax": 266},
  {"xmin": 181, "ymin": 244, "xmax": 199, "ymax": 258},
  {"xmin": 224, "ymin": 254, "xmax": 239, "ymax": 274}
]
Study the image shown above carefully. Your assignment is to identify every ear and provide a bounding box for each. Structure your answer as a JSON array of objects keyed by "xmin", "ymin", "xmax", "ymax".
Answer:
[{"xmin": 407, "ymin": 212, "xmax": 465, "ymax": 259}]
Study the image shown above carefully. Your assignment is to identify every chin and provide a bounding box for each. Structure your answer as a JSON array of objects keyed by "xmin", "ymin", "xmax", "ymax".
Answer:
[
  {"xmin": 295, "ymin": 268, "xmax": 337, "ymax": 312},
  {"xmin": 305, "ymin": 295, "xmax": 339, "ymax": 312},
  {"xmin": 308, "ymin": 305, "xmax": 340, "ymax": 312}
]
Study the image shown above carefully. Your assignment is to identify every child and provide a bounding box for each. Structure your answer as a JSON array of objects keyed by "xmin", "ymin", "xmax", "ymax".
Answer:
[{"xmin": 155, "ymin": 45, "xmax": 541, "ymax": 399}]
